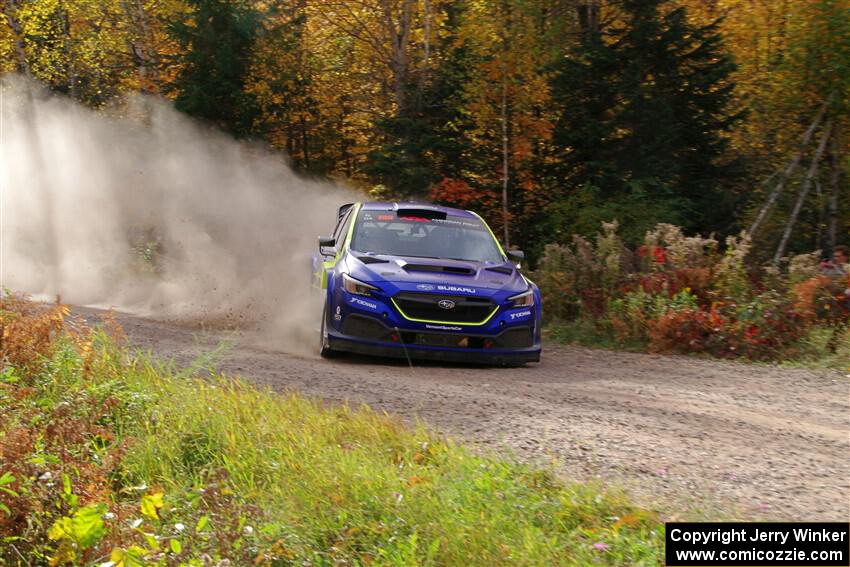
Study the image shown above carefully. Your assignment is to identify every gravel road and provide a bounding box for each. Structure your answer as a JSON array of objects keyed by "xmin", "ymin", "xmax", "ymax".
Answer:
[{"xmin": 77, "ymin": 307, "xmax": 850, "ymax": 521}]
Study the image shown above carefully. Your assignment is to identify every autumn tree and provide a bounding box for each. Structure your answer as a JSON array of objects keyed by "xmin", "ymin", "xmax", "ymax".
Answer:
[
  {"xmin": 446, "ymin": 0, "xmax": 554, "ymax": 247},
  {"xmin": 365, "ymin": 2, "xmax": 475, "ymax": 198},
  {"xmin": 246, "ymin": 1, "xmax": 323, "ymax": 171},
  {"xmin": 0, "ymin": 0, "xmax": 143, "ymax": 106},
  {"xmin": 744, "ymin": 0, "xmax": 850, "ymax": 259}
]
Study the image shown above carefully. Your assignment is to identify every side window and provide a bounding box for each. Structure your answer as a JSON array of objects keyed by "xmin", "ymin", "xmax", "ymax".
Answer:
[{"xmin": 333, "ymin": 209, "xmax": 354, "ymax": 247}]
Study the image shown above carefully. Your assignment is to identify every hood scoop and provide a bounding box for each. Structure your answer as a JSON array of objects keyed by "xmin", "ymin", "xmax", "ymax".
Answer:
[
  {"xmin": 403, "ymin": 263, "xmax": 475, "ymax": 275},
  {"xmin": 357, "ymin": 255, "xmax": 390, "ymax": 265},
  {"xmin": 485, "ymin": 266, "xmax": 514, "ymax": 275}
]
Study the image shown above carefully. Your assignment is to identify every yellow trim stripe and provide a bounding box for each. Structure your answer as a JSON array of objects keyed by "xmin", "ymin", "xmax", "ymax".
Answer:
[
  {"xmin": 390, "ymin": 297, "xmax": 499, "ymax": 327},
  {"xmin": 470, "ymin": 211, "xmax": 507, "ymax": 260}
]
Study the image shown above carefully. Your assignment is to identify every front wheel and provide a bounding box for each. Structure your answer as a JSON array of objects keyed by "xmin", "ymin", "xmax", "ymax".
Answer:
[{"xmin": 319, "ymin": 301, "xmax": 339, "ymax": 359}]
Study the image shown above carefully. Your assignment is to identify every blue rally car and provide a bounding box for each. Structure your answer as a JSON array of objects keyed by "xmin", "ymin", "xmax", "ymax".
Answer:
[{"xmin": 312, "ymin": 202, "xmax": 542, "ymax": 365}]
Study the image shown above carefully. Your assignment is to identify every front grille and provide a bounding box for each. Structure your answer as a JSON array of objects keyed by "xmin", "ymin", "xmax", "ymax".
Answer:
[
  {"xmin": 398, "ymin": 327, "xmax": 533, "ymax": 349},
  {"xmin": 393, "ymin": 293, "xmax": 496, "ymax": 324},
  {"xmin": 400, "ymin": 332, "xmax": 486, "ymax": 348}
]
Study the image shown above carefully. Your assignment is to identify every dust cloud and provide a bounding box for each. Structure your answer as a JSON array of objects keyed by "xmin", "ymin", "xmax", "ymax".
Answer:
[{"xmin": 0, "ymin": 75, "xmax": 357, "ymax": 354}]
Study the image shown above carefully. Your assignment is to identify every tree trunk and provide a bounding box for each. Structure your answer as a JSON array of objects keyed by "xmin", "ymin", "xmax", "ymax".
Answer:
[
  {"xmin": 123, "ymin": 0, "xmax": 162, "ymax": 93},
  {"xmin": 773, "ymin": 120, "xmax": 834, "ymax": 265},
  {"xmin": 416, "ymin": 0, "xmax": 430, "ymax": 111},
  {"xmin": 501, "ymin": 75, "xmax": 510, "ymax": 248},
  {"xmin": 383, "ymin": 0, "xmax": 413, "ymax": 116},
  {"xmin": 56, "ymin": 0, "xmax": 79, "ymax": 99},
  {"xmin": 749, "ymin": 93, "xmax": 833, "ymax": 236},
  {"xmin": 826, "ymin": 127, "xmax": 841, "ymax": 254},
  {"xmin": 300, "ymin": 113, "xmax": 310, "ymax": 170},
  {"xmin": 3, "ymin": 0, "xmax": 29, "ymax": 74},
  {"xmin": 577, "ymin": 0, "xmax": 600, "ymax": 39}
]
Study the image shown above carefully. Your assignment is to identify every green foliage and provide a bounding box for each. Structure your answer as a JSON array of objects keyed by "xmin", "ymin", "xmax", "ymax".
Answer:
[
  {"xmin": 0, "ymin": 472, "xmax": 18, "ymax": 516},
  {"xmin": 48, "ymin": 502, "xmax": 107, "ymax": 551},
  {"xmin": 548, "ymin": 0, "xmax": 742, "ymax": 240}
]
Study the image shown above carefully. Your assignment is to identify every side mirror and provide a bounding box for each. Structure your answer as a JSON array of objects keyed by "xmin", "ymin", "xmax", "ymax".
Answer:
[
  {"xmin": 507, "ymin": 249, "xmax": 525, "ymax": 265},
  {"xmin": 318, "ymin": 236, "xmax": 337, "ymax": 258}
]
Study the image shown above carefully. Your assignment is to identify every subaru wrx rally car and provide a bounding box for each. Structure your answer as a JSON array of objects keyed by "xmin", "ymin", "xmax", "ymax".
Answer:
[{"xmin": 312, "ymin": 202, "xmax": 542, "ymax": 365}]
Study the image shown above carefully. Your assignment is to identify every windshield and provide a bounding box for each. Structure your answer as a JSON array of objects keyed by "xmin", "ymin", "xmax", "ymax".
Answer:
[{"xmin": 350, "ymin": 210, "xmax": 505, "ymax": 264}]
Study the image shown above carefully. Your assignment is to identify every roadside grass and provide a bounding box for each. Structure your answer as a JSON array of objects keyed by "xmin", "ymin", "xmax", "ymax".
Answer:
[
  {"xmin": 784, "ymin": 326, "xmax": 850, "ymax": 372},
  {"xmin": 543, "ymin": 319, "xmax": 647, "ymax": 353},
  {"xmin": 545, "ymin": 319, "xmax": 850, "ymax": 372},
  {"xmin": 0, "ymin": 297, "xmax": 664, "ymax": 565}
]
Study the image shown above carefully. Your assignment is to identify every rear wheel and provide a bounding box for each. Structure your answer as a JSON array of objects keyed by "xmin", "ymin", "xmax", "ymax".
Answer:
[{"xmin": 319, "ymin": 301, "xmax": 339, "ymax": 359}]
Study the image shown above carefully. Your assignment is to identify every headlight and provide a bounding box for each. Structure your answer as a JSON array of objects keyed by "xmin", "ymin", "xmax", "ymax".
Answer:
[
  {"xmin": 508, "ymin": 289, "xmax": 535, "ymax": 308},
  {"xmin": 343, "ymin": 273, "xmax": 379, "ymax": 296}
]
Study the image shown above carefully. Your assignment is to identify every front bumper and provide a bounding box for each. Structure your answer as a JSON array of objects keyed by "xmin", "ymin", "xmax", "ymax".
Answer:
[
  {"xmin": 328, "ymin": 333, "xmax": 541, "ymax": 364},
  {"xmin": 327, "ymin": 313, "xmax": 541, "ymax": 365}
]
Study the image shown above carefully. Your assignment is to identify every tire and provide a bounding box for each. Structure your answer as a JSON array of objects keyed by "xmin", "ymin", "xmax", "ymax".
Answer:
[{"xmin": 319, "ymin": 301, "xmax": 339, "ymax": 359}]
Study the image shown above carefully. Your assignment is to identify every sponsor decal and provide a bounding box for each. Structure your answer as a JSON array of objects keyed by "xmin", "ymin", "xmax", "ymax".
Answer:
[
  {"xmin": 425, "ymin": 324, "xmax": 463, "ymax": 331},
  {"xmin": 377, "ymin": 214, "xmax": 394, "ymax": 220},
  {"xmin": 509, "ymin": 310, "xmax": 532, "ymax": 320},
  {"xmin": 432, "ymin": 218, "xmax": 483, "ymax": 229},
  {"xmin": 349, "ymin": 296, "xmax": 378, "ymax": 310},
  {"xmin": 437, "ymin": 299, "xmax": 456, "ymax": 310},
  {"xmin": 334, "ymin": 306, "xmax": 342, "ymax": 321},
  {"xmin": 437, "ymin": 285, "xmax": 476, "ymax": 294},
  {"xmin": 417, "ymin": 283, "xmax": 436, "ymax": 291}
]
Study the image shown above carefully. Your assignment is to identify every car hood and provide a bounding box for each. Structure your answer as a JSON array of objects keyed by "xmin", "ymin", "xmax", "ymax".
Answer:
[{"xmin": 345, "ymin": 253, "xmax": 529, "ymax": 294}]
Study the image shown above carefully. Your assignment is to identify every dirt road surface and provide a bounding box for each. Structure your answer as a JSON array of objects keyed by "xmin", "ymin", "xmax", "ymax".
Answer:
[{"xmin": 77, "ymin": 306, "xmax": 850, "ymax": 521}]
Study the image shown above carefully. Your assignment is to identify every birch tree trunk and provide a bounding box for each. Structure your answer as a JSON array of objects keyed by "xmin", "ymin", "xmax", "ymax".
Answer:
[
  {"xmin": 749, "ymin": 93, "xmax": 833, "ymax": 236},
  {"xmin": 773, "ymin": 120, "xmax": 834, "ymax": 265},
  {"xmin": 501, "ymin": 74, "xmax": 510, "ymax": 248}
]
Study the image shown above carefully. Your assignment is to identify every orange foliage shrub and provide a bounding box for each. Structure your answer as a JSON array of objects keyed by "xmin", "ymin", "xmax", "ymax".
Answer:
[
  {"xmin": 793, "ymin": 276, "xmax": 850, "ymax": 324},
  {"xmin": 0, "ymin": 294, "xmax": 128, "ymax": 560},
  {"xmin": 646, "ymin": 308, "xmax": 713, "ymax": 354},
  {"xmin": 0, "ymin": 295, "xmax": 67, "ymax": 372}
]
